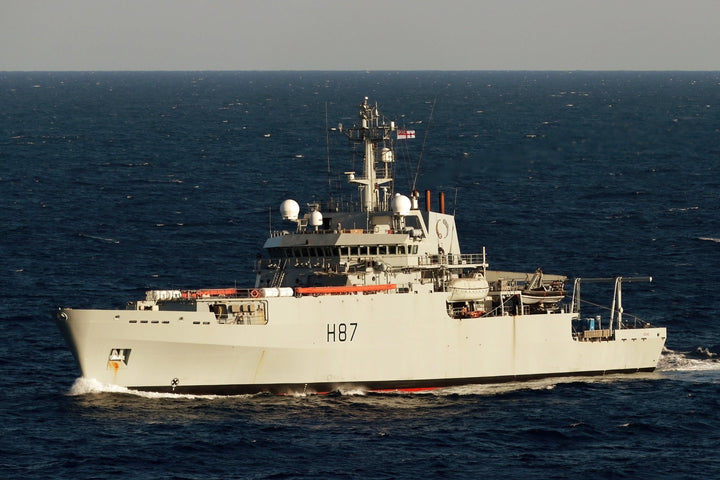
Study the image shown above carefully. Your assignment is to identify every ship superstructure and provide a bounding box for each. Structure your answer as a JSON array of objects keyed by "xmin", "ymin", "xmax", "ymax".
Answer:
[{"xmin": 56, "ymin": 98, "xmax": 666, "ymax": 394}]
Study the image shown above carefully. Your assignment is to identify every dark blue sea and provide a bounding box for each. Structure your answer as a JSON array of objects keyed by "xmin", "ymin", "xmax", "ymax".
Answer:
[{"xmin": 1, "ymin": 71, "xmax": 719, "ymax": 479}]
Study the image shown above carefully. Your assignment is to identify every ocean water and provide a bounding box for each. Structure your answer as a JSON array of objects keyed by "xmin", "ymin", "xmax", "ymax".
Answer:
[{"xmin": 1, "ymin": 71, "xmax": 719, "ymax": 479}]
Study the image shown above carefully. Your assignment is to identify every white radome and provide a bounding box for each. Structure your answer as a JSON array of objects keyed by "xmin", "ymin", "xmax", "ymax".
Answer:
[{"xmin": 280, "ymin": 199, "xmax": 300, "ymax": 221}]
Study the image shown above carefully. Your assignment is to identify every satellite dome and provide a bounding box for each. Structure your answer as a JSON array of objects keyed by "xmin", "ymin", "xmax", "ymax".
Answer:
[
  {"xmin": 280, "ymin": 199, "xmax": 300, "ymax": 221},
  {"xmin": 391, "ymin": 193, "xmax": 411, "ymax": 216},
  {"xmin": 309, "ymin": 210, "xmax": 323, "ymax": 227}
]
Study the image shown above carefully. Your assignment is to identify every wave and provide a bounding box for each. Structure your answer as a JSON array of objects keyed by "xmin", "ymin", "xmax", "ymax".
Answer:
[
  {"xmin": 431, "ymin": 379, "xmax": 559, "ymax": 397},
  {"xmin": 657, "ymin": 347, "xmax": 720, "ymax": 372},
  {"xmin": 698, "ymin": 237, "xmax": 720, "ymax": 243},
  {"xmin": 67, "ymin": 378, "xmax": 374, "ymax": 399},
  {"xmin": 67, "ymin": 371, "xmax": 672, "ymax": 401},
  {"xmin": 64, "ymin": 377, "xmax": 565, "ymax": 400},
  {"xmin": 77, "ymin": 233, "xmax": 120, "ymax": 244},
  {"xmin": 66, "ymin": 377, "xmax": 244, "ymax": 400}
]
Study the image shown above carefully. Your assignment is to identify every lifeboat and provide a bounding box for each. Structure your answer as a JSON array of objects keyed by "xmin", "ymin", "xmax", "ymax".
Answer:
[
  {"xmin": 447, "ymin": 275, "xmax": 490, "ymax": 301},
  {"xmin": 521, "ymin": 287, "xmax": 566, "ymax": 304}
]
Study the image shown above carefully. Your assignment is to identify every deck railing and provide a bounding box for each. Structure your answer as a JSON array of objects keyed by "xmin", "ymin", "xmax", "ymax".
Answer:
[{"xmin": 421, "ymin": 253, "xmax": 488, "ymax": 268}]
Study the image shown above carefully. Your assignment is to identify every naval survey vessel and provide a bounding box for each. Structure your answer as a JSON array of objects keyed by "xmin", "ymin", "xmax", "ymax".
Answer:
[{"xmin": 56, "ymin": 97, "xmax": 666, "ymax": 394}]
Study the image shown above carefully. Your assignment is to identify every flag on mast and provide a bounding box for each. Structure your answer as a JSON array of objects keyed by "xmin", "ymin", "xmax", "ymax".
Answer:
[{"xmin": 397, "ymin": 129, "xmax": 416, "ymax": 140}]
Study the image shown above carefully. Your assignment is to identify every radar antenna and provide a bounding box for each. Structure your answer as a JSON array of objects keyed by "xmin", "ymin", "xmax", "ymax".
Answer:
[{"xmin": 341, "ymin": 97, "xmax": 396, "ymax": 212}]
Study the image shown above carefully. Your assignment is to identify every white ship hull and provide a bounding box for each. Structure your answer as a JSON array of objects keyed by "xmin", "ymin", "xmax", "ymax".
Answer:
[
  {"xmin": 56, "ymin": 97, "xmax": 667, "ymax": 395},
  {"xmin": 57, "ymin": 292, "xmax": 666, "ymax": 394}
]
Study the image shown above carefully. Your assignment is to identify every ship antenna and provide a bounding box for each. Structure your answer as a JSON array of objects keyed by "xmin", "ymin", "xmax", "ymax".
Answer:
[
  {"xmin": 325, "ymin": 101, "xmax": 331, "ymax": 189},
  {"xmin": 411, "ymin": 97, "xmax": 437, "ymax": 191}
]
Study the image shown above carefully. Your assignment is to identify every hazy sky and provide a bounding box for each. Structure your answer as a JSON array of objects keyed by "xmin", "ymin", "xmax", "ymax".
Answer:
[{"xmin": 1, "ymin": 0, "xmax": 718, "ymax": 71}]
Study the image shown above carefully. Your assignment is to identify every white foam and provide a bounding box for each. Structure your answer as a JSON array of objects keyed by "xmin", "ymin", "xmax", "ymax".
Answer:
[
  {"xmin": 68, "ymin": 361, "xmax": 700, "ymax": 401},
  {"xmin": 428, "ymin": 370, "xmax": 674, "ymax": 396},
  {"xmin": 657, "ymin": 347, "xmax": 720, "ymax": 372},
  {"xmin": 336, "ymin": 386, "xmax": 368, "ymax": 396},
  {"xmin": 77, "ymin": 233, "xmax": 120, "ymax": 244},
  {"xmin": 66, "ymin": 377, "xmax": 238, "ymax": 400},
  {"xmin": 431, "ymin": 378, "xmax": 563, "ymax": 397},
  {"xmin": 698, "ymin": 237, "xmax": 720, "ymax": 243},
  {"xmin": 68, "ymin": 377, "xmax": 128, "ymax": 395}
]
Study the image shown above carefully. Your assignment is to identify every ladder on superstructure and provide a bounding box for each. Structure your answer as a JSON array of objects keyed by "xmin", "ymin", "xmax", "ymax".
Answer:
[{"xmin": 271, "ymin": 258, "xmax": 289, "ymax": 287}]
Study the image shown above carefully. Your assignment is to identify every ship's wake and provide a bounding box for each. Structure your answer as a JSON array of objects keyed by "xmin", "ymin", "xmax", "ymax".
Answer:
[{"xmin": 657, "ymin": 346, "xmax": 720, "ymax": 372}]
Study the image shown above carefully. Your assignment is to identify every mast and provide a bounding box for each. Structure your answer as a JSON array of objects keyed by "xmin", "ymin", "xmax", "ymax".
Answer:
[
  {"xmin": 572, "ymin": 276, "xmax": 653, "ymax": 330},
  {"xmin": 341, "ymin": 97, "xmax": 395, "ymax": 212}
]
